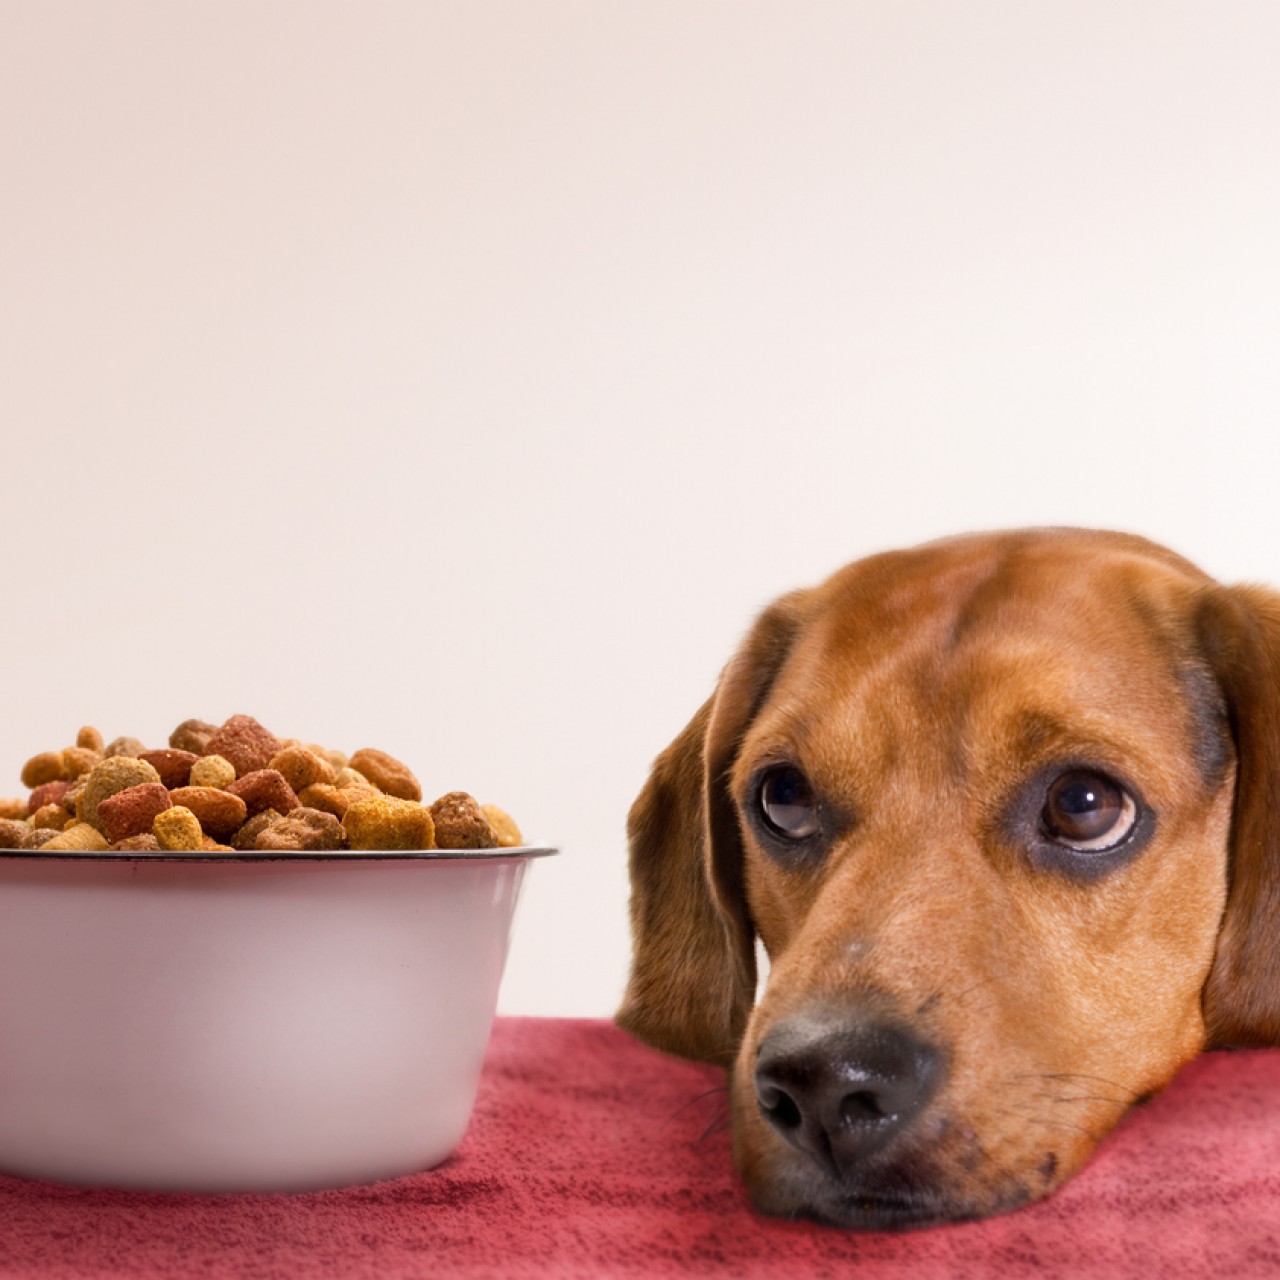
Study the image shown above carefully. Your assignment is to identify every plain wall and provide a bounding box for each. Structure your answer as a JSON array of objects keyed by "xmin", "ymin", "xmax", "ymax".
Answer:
[{"xmin": 3, "ymin": 2, "xmax": 1279, "ymax": 1015}]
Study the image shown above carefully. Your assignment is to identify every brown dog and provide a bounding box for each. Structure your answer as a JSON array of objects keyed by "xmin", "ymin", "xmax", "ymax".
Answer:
[{"xmin": 617, "ymin": 528, "xmax": 1280, "ymax": 1229}]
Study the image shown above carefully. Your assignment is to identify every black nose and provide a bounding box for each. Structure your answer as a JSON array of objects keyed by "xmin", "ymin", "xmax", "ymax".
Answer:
[{"xmin": 754, "ymin": 1014, "xmax": 943, "ymax": 1175}]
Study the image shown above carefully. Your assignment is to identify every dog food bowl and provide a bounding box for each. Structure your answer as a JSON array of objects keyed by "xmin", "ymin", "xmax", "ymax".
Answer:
[{"xmin": 0, "ymin": 844, "xmax": 556, "ymax": 1193}]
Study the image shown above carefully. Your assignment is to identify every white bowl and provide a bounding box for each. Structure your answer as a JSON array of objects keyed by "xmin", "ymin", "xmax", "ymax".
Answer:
[{"xmin": 0, "ymin": 845, "xmax": 555, "ymax": 1193}]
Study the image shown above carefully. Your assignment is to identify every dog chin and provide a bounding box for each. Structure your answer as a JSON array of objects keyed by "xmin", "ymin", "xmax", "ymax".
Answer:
[{"xmin": 747, "ymin": 1157, "xmax": 1032, "ymax": 1232}]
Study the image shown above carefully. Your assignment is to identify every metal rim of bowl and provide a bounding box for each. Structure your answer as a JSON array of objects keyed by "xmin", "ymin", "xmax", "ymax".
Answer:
[{"xmin": 0, "ymin": 844, "xmax": 559, "ymax": 864}]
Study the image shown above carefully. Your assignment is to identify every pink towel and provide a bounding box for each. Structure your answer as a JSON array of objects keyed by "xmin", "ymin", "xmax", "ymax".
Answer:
[{"xmin": 0, "ymin": 1017, "xmax": 1277, "ymax": 1278}]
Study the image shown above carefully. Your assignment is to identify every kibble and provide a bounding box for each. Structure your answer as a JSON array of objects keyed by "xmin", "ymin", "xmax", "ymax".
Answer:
[
  {"xmin": 430, "ymin": 792, "xmax": 499, "ymax": 850},
  {"xmin": 268, "ymin": 745, "xmax": 335, "ymax": 794},
  {"xmin": 343, "ymin": 794, "xmax": 436, "ymax": 851},
  {"xmin": 189, "ymin": 755, "xmax": 236, "ymax": 789},
  {"xmin": 348, "ymin": 748, "xmax": 422, "ymax": 802},
  {"xmin": 154, "ymin": 806, "xmax": 203, "ymax": 851},
  {"xmin": 226, "ymin": 769, "xmax": 300, "ymax": 818},
  {"xmin": 255, "ymin": 807, "xmax": 345, "ymax": 852},
  {"xmin": 203, "ymin": 715, "xmax": 281, "ymax": 779},
  {"xmin": 79, "ymin": 756, "xmax": 163, "ymax": 833},
  {"xmin": 2, "ymin": 717, "xmax": 522, "ymax": 855},
  {"xmin": 167, "ymin": 787, "xmax": 248, "ymax": 840},
  {"xmin": 98, "ymin": 783, "xmax": 173, "ymax": 844},
  {"xmin": 170, "ymin": 719, "xmax": 218, "ymax": 755},
  {"xmin": 139, "ymin": 749, "xmax": 198, "ymax": 789}
]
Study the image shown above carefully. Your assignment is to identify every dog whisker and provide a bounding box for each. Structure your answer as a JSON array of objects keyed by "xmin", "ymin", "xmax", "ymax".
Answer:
[{"xmin": 659, "ymin": 1085, "xmax": 730, "ymax": 1132}]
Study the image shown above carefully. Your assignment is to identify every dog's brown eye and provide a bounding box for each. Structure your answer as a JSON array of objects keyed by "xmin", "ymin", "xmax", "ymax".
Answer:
[
  {"xmin": 1041, "ymin": 771, "xmax": 1136, "ymax": 852},
  {"xmin": 758, "ymin": 765, "xmax": 820, "ymax": 840}
]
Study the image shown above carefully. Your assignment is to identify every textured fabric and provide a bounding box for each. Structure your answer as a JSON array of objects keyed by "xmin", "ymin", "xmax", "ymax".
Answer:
[{"xmin": 0, "ymin": 1017, "xmax": 1277, "ymax": 1279}]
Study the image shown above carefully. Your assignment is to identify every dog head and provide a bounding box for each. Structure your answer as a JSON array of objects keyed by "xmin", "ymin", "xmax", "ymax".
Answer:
[{"xmin": 618, "ymin": 528, "xmax": 1280, "ymax": 1228}]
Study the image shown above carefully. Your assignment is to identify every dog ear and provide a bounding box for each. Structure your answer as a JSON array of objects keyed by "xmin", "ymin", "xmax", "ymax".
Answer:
[
  {"xmin": 616, "ymin": 592, "xmax": 811, "ymax": 1065},
  {"xmin": 1198, "ymin": 583, "xmax": 1280, "ymax": 1047}
]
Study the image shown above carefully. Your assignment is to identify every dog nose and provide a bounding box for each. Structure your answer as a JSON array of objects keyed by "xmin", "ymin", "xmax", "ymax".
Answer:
[{"xmin": 754, "ymin": 1015, "xmax": 943, "ymax": 1173}]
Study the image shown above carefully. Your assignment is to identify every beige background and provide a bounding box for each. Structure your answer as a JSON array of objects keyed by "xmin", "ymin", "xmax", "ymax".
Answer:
[{"xmin": 3, "ymin": 2, "xmax": 1279, "ymax": 1015}]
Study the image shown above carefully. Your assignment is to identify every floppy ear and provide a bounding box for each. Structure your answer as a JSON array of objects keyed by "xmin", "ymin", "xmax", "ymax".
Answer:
[
  {"xmin": 1198, "ymin": 583, "xmax": 1280, "ymax": 1048},
  {"xmin": 616, "ymin": 592, "xmax": 811, "ymax": 1065}
]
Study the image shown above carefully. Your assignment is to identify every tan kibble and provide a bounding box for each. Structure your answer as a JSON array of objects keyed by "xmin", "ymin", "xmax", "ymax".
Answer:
[
  {"xmin": 348, "ymin": 749, "xmax": 422, "ymax": 802},
  {"xmin": 268, "ymin": 745, "xmax": 335, "ymax": 794},
  {"xmin": 31, "ymin": 804, "xmax": 66, "ymax": 831},
  {"xmin": 42, "ymin": 822, "xmax": 109, "ymax": 852},
  {"xmin": 0, "ymin": 798, "xmax": 27, "ymax": 821},
  {"xmin": 481, "ymin": 804, "xmax": 523, "ymax": 848},
  {"xmin": 0, "ymin": 818, "xmax": 28, "ymax": 849},
  {"xmin": 343, "ymin": 794, "xmax": 435, "ymax": 851},
  {"xmin": 76, "ymin": 726, "xmax": 105, "ymax": 753},
  {"xmin": 104, "ymin": 736, "xmax": 147, "ymax": 759},
  {"xmin": 78, "ymin": 756, "xmax": 163, "ymax": 833},
  {"xmin": 154, "ymin": 806, "xmax": 203, "ymax": 851},
  {"xmin": 298, "ymin": 783, "xmax": 378, "ymax": 819},
  {"xmin": 333, "ymin": 767, "xmax": 372, "ymax": 789},
  {"xmin": 189, "ymin": 755, "xmax": 236, "ymax": 789},
  {"xmin": 61, "ymin": 747, "xmax": 101, "ymax": 780},
  {"xmin": 21, "ymin": 751, "xmax": 66, "ymax": 789},
  {"xmin": 23, "ymin": 827, "xmax": 60, "ymax": 850}
]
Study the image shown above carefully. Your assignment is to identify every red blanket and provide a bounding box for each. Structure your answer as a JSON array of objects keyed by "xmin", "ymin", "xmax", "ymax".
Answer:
[{"xmin": 1, "ymin": 1017, "xmax": 1277, "ymax": 1278}]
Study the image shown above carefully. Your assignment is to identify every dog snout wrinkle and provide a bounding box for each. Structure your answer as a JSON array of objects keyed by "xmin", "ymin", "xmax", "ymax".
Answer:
[{"xmin": 754, "ymin": 1015, "xmax": 943, "ymax": 1177}]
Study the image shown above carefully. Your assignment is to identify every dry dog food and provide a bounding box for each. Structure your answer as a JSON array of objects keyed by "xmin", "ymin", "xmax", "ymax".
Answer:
[{"xmin": 0, "ymin": 717, "xmax": 524, "ymax": 854}]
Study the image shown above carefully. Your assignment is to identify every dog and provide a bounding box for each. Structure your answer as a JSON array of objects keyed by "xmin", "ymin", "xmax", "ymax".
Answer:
[{"xmin": 617, "ymin": 528, "xmax": 1280, "ymax": 1229}]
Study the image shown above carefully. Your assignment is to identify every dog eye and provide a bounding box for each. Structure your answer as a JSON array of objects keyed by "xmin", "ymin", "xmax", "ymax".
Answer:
[
  {"xmin": 1041, "ymin": 770, "xmax": 1137, "ymax": 852},
  {"xmin": 758, "ymin": 765, "xmax": 820, "ymax": 840}
]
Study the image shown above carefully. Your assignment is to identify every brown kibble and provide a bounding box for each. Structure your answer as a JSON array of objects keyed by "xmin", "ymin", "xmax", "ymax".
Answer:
[
  {"xmin": 348, "ymin": 748, "xmax": 422, "ymax": 802},
  {"xmin": 29, "ymin": 780, "xmax": 71, "ymax": 812},
  {"xmin": 110, "ymin": 833, "xmax": 161, "ymax": 852},
  {"xmin": 430, "ymin": 791, "xmax": 499, "ymax": 850},
  {"xmin": 104, "ymin": 736, "xmax": 147, "ymax": 759},
  {"xmin": 203, "ymin": 714, "xmax": 281, "ymax": 778},
  {"xmin": 154, "ymin": 806, "xmax": 204, "ymax": 851},
  {"xmin": 298, "ymin": 783, "xmax": 378, "ymax": 818},
  {"xmin": 255, "ymin": 807, "xmax": 346, "ymax": 852},
  {"xmin": 42, "ymin": 822, "xmax": 109, "ymax": 852},
  {"xmin": 31, "ymin": 804, "xmax": 66, "ymax": 831},
  {"xmin": 23, "ymin": 827, "xmax": 60, "ymax": 850},
  {"xmin": 79, "ymin": 756, "xmax": 163, "ymax": 833},
  {"xmin": 98, "ymin": 783, "xmax": 173, "ymax": 844},
  {"xmin": 268, "ymin": 745, "xmax": 335, "ymax": 794},
  {"xmin": 200, "ymin": 836, "xmax": 234, "ymax": 852},
  {"xmin": 0, "ymin": 818, "xmax": 28, "ymax": 849},
  {"xmin": 139, "ymin": 749, "xmax": 198, "ymax": 789},
  {"xmin": 76, "ymin": 726, "xmax": 105, "ymax": 753},
  {"xmin": 0, "ymin": 798, "xmax": 28, "ymax": 820},
  {"xmin": 189, "ymin": 755, "xmax": 236, "ymax": 789},
  {"xmin": 343, "ymin": 793, "xmax": 435, "ymax": 851},
  {"xmin": 481, "ymin": 804, "xmax": 523, "ymax": 849},
  {"xmin": 170, "ymin": 718, "xmax": 218, "ymax": 755},
  {"xmin": 167, "ymin": 787, "xmax": 247, "ymax": 839},
  {"xmin": 226, "ymin": 769, "xmax": 299, "ymax": 817},
  {"xmin": 21, "ymin": 751, "xmax": 67, "ymax": 789},
  {"xmin": 230, "ymin": 809, "xmax": 284, "ymax": 851},
  {"xmin": 61, "ymin": 747, "xmax": 101, "ymax": 780}
]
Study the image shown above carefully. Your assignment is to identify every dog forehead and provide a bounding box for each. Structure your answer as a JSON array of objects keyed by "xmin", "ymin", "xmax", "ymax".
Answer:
[{"xmin": 750, "ymin": 533, "xmax": 1215, "ymax": 774}]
